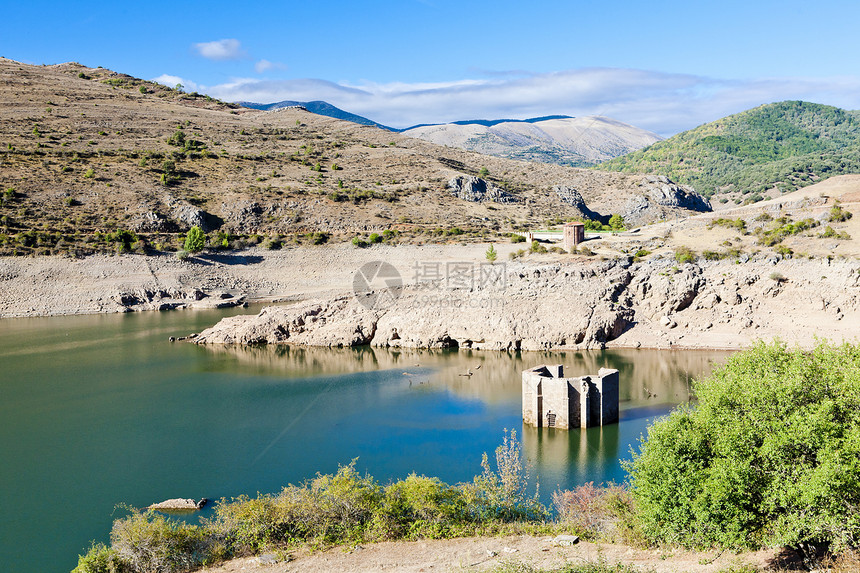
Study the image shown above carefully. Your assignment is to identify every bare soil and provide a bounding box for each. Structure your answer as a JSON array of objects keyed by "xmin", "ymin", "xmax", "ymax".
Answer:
[{"xmin": 203, "ymin": 535, "xmax": 801, "ymax": 573}]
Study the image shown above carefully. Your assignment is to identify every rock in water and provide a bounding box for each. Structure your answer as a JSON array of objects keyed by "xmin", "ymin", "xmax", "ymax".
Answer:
[{"xmin": 147, "ymin": 498, "xmax": 208, "ymax": 511}]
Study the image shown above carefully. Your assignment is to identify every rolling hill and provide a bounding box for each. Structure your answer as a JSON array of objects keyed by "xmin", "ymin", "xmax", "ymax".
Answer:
[
  {"xmin": 0, "ymin": 58, "xmax": 709, "ymax": 257},
  {"xmin": 237, "ymin": 99, "xmax": 392, "ymax": 131},
  {"xmin": 596, "ymin": 101, "xmax": 860, "ymax": 202},
  {"xmin": 402, "ymin": 116, "xmax": 661, "ymax": 167}
]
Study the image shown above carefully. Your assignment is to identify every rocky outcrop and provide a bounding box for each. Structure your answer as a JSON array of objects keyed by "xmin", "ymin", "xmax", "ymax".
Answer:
[
  {"xmin": 163, "ymin": 195, "xmax": 221, "ymax": 232},
  {"xmin": 448, "ymin": 176, "xmax": 518, "ymax": 203},
  {"xmin": 552, "ymin": 186, "xmax": 603, "ymax": 220},
  {"xmin": 193, "ymin": 255, "xmax": 860, "ymax": 352},
  {"xmin": 195, "ymin": 259, "xmax": 642, "ymax": 351},
  {"xmin": 619, "ymin": 176, "xmax": 711, "ymax": 225},
  {"xmin": 195, "ymin": 297, "xmax": 380, "ymax": 346},
  {"xmin": 113, "ymin": 288, "xmax": 245, "ymax": 312},
  {"xmin": 133, "ymin": 210, "xmax": 178, "ymax": 233},
  {"xmin": 148, "ymin": 498, "xmax": 208, "ymax": 511}
]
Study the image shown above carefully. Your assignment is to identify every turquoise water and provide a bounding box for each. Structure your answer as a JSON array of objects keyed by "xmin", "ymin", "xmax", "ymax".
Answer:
[{"xmin": 0, "ymin": 308, "xmax": 729, "ymax": 572}]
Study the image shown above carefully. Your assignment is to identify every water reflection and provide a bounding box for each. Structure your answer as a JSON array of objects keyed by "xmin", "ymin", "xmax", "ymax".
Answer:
[{"xmin": 202, "ymin": 343, "xmax": 728, "ymax": 410}]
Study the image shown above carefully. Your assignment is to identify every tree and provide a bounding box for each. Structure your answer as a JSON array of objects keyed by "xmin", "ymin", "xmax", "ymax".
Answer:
[
  {"xmin": 627, "ymin": 340, "xmax": 860, "ymax": 551},
  {"xmin": 485, "ymin": 244, "xmax": 498, "ymax": 263},
  {"xmin": 608, "ymin": 214, "xmax": 624, "ymax": 231},
  {"xmin": 184, "ymin": 226, "xmax": 205, "ymax": 253}
]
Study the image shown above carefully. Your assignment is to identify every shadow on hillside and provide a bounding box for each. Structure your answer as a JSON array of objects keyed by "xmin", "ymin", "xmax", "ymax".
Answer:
[{"xmin": 193, "ymin": 253, "xmax": 264, "ymax": 266}]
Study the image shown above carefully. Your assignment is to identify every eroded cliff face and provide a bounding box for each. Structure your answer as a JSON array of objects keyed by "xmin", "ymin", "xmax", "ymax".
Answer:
[{"xmin": 194, "ymin": 257, "xmax": 860, "ymax": 351}]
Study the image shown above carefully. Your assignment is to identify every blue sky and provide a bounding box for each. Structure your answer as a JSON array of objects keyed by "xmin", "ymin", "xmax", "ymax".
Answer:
[{"xmin": 4, "ymin": 0, "xmax": 860, "ymax": 135}]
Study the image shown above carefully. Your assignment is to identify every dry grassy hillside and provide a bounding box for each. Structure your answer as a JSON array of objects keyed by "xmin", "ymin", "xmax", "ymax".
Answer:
[{"xmin": 0, "ymin": 58, "xmax": 702, "ymax": 256}]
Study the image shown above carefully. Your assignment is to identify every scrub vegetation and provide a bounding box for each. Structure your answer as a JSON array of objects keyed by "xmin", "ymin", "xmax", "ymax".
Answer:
[{"xmin": 598, "ymin": 101, "xmax": 860, "ymax": 200}]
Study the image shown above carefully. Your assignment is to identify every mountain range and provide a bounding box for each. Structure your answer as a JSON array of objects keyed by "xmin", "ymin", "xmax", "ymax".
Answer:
[
  {"xmin": 237, "ymin": 100, "xmax": 662, "ymax": 167},
  {"xmin": 401, "ymin": 116, "xmax": 662, "ymax": 167}
]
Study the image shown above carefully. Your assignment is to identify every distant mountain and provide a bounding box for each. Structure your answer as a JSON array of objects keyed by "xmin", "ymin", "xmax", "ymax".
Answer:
[
  {"xmin": 404, "ymin": 115, "xmax": 573, "ymax": 130},
  {"xmin": 401, "ymin": 116, "xmax": 662, "ymax": 167},
  {"xmin": 237, "ymin": 100, "xmax": 392, "ymax": 131},
  {"xmin": 596, "ymin": 101, "xmax": 860, "ymax": 200}
]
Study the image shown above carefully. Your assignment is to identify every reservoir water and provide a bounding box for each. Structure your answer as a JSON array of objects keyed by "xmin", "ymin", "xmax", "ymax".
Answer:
[{"xmin": 0, "ymin": 307, "xmax": 730, "ymax": 572}]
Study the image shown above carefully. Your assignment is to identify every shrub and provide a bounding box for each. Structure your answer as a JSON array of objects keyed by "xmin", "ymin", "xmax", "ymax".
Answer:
[
  {"xmin": 368, "ymin": 232, "xmax": 382, "ymax": 244},
  {"xmin": 627, "ymin": 340, "xmax": 860, "ymax": 551},
  {"xmin": 478, "ymin": 167, "xmax": 489, "ymax": 178},
  {"xmin": 828, "ymin": 204, "xmax": 853, "ymax": 223},
  {"xmin": 485, "ymin": 244, "xmax": 498, "ymax": 263},
  {"xmin": 72, "ymin": 542, "xmax": 122, "ymax": 573},
  {"xmin": 351, "ymin": 236, "xmax": 368, "ymax": 248},
  {"xmin": 530, "ymin": 240, "xmax": 547, "ymax": 254},
  {"xmin": 608, "ymin": 214, "xmax": 624, "ymax": 231},
  {"xmin": 819, "ymin": 226, "xmax": 851, "ymax": 240},
  {"xmin": 510, "ymin": 234, "xmax": 526, "ymax": 243},
  {"xmin": 306, "ymin": 231, "xmax": 328, "ymax": 245},
  {"xmin": 775, "ymin": 244, "xmax": 793, "ymax": 257},
  {"xmin": 462, "ymin": 430, "xmax": 545, "ymax": 523},
  {"xmin": 709, "ymin": 217, "xmax": 747, "ymax": 232},
  {"xmin": 553, "ymin": 482, "xmax": 636, "ymax": 542},
  {"xmin": 674, "ymin": 246, "xmax": 696, "ymax": 264},
  {"xmin": 109, "ymin": 509, "xmax": 215, "ymax": 573},
  {"xmin": 84, "ymin": 168, "xmax": 95, "ymax": 179},
  {"xmin": 184, "ymin": 226, "xmax": 205, "ymax": 253},
  {"xmin": 262, "ymin": 236, "xmax": 282, "ymax": 250}
]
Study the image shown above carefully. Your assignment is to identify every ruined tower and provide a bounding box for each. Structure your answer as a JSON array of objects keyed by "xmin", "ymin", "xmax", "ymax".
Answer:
[{"xmin": 522, "ymin": 364, "xmax": 619, "ymax": 429}]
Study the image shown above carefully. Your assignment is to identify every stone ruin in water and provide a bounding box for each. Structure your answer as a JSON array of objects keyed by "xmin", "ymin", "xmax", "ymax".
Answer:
[{"xmin": 522, "ymin": 364, "xmax": 619, "ymax": 429}]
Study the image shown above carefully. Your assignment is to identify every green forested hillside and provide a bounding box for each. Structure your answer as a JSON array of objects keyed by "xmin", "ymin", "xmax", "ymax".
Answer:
[{"xmin": 596, "ymin": 101, "xmax": 860, "ymax": 201}]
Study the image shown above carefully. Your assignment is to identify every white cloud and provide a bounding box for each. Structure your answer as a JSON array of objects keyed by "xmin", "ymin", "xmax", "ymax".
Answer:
[
  {"xmin": 151, "ymin": 74, "xmax": 200, "ymax": 92},
  {"xmin": 193, "ymin": 39, "xmax": 245, "ymax": 61},
  {"xmin": 254, "ymin": 59, "xmax": 287, "ymax": 74},
  {"xmin": 195, "ymin": 68, "xmax": 860, "ymax": 135}
]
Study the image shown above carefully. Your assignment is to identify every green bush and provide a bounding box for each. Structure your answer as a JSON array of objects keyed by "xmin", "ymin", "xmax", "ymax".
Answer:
[
  {"xmin": 628, "ymin": 340, "xmax": 860, "ymax": 550},
  {"xmin": 828, "ymin": 204, "xmax": 853, "ymax": 223},
  {"xmin": 510, "ymin": 234, "xmax": 526, "ymax": 243},
  {"xmin": 306, "ymin": 231, "xmax": 329, "ymax": 245},
  {"xmin": 262, "ymin": 236, "xmax": 282, "ymax": 250},
  {"xmin": 184, "ymin": 226, "xmax": 205, "ymax": 253},
  {"xmin": 608, "ymin": 214, "xmax": 624, "ymax": 231},
  {"xmin": 485, "ymin": 244, "xmax": 498, "ymax": 263},
  {"xmin": 369, "ymin": 232, "xmax": 382, "ymax": 244},
  {"xmin": 72, "ymin": 542, "xmax": 122, "ymax": 573},
  {"xmin": 708, "ymin": 217, "xmax": 747, "ymax": 232},
  {"xmin": 351, "ymin": 236, "xmax": 368, "ymax": 248},
  {"xmin": 110, "ymin": 509, "xmax": 215, "ymax": 573},
  {"xmin": 674, "ymin": 246, "xmax": 696, "ymax": 264},
  {"xmin": 530, "ymin": 240, "xmax": 547, "ymax": 254},
  {"xmin": 461, "ymin": 430, "xmax": 545, "ymax": 523}
]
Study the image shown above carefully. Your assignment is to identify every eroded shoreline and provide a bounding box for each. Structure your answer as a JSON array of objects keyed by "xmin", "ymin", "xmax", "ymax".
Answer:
[{"xmin": 4, "ymin": 244, "xmax": 857, "ymax": 352}]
